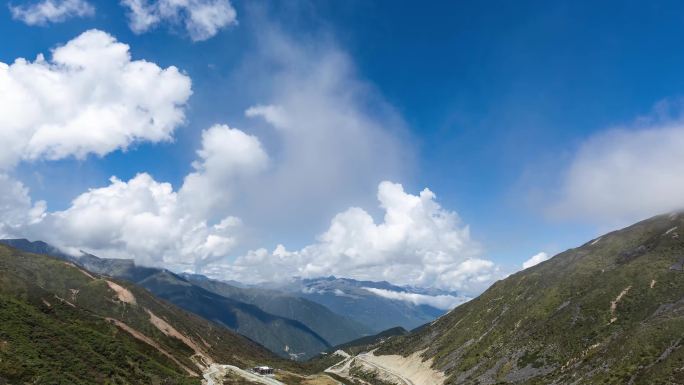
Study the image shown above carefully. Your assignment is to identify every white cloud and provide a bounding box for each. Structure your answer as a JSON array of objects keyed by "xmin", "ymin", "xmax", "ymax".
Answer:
[
  {"xmin": 0, "ymin": 175, "xmax": 46, "ymax": 238},
  {"xmin": 179, "ymin": 124, "xmax": 269, "ymax": 218},
  {"xmin": 38, "ymin": 173, "xmax": 240, "ymax": 269},
  {"xmin": 522, "ymin": 252, "xmax": 549, "ymax": 269},
  {"xmin": 550, "ymin": 103, "xmax": 684, "ymax": 225},
  {"xmin": 6, "ymin": 124, "xmax": 264, "ymax": 271},
  {"xmin": 212, "ymin": 181, "xmax": 500, "ymax": 293},
  {"xmin": 0, "ymin": 29, "xmax": 192, "ymax": 170},
  {"xmin": 0, "ymin": 20, "xmax": 498, "ymax": 295},
  {"xmin": 363, "ymin": 287, "xmax": 470, "ymax": 310},
  {"xmin": 229, "ymin": 30, "xmax": 411, "ymax": 241},
  {"xmin": 121, "ymin": 0, "xmax": 237, "ymax": 41},
  {"xmin": 9, "ymin": 0, "xmax": 94, "ymax": 25}
]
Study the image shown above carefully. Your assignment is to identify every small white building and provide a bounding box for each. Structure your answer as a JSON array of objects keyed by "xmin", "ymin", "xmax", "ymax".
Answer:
[{"xmin": 253, "ymin": 366, "xmax": 275, "ymax": 375}]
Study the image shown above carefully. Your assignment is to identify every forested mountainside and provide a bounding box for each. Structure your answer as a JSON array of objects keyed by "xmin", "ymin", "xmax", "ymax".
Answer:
[
  {"xmin": 0, "ymin": 244, "xmax": 294, "ymax": 384},
  {"xmin": 0, "ymin": 239, "xmax": 364, "ymax": 360},
  {"xmin": 182, "ymin": 273, "xmax": 372, "ymax": 346}
]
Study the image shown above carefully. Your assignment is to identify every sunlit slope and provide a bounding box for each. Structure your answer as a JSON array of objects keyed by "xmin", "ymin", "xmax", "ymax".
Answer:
[{"xmin": 378, "ymin": 213, "xmax": 684, "ymax": 384}]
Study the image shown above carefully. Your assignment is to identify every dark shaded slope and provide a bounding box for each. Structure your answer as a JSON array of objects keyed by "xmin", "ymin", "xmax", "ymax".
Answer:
[
  {"xmin": 282, "ymin": 277, "xmax": 446, "ymax": 332},
  {"xmin": 139, "ymin": 271, "xmax": 332, "ymax": 359},
  {"xmin": 378, "ymin": 213, "xmax": 684, "ymax": 384},
  {"xmin": 184, "ymin": 274, "xmax": 372, "ymax": 346}
]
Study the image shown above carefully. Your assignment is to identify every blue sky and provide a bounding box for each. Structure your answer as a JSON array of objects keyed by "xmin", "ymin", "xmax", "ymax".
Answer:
[{"xmin": 2, "ymin": 0, "xmax": 684, "ymax": 292}]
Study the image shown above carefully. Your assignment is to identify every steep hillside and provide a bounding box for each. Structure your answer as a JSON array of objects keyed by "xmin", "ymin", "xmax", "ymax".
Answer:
[
  {"xmin": 373, "ymin": 213, "xmax": 684, "ymax": 384},
  {"xmin": 0, "ymin": 244, "xmax": 292, "ymax": 384},
  {"xmin": 139, "ymin": 271, "xmax": 331, "ymax": 360},
  {"xmin": 0, "ymin": 240, "xmax": 338, "ymax": 360},
  {"xmin": 183, "ymin": 274, "xmax": 372, "ymax": 346}
]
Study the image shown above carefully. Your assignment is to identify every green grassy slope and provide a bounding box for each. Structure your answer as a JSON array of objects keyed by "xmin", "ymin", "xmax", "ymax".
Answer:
[
  {"xmin": 378, "ymin": 213, "xmax": 684, "ymax": 384},
  {"xmin": 0, "ymin": 244, "xmax": 296, "ymax": 384}
]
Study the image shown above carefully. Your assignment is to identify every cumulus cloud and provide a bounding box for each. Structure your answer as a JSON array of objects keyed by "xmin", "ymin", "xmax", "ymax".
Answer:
[
  {"xmin": 179, "ymin": 124, "xmax": 269, "ymax": 219},
  {"xmin": 38, "ymin": 173, "xmax": 241, "ymax": 269},
  {"xmin": 0, "ymin": 175, "xmax": 46, "ymax": 238},
  {"xmin": 121, "ymin": 0, "xmax": 237, "ymax": 41},
  {"xmin": 550, "ymin": 120, "xmax": 684, "ymax": 225},
  {"xmin": 522, "ymin": 252, "xmax": 549, "ymax": 269},
  {"xmin": 211, "ymin": 181, "xmax": 499, "ymax": 292},
  {"xmin": 4, "ymin": 124, "xmax": 263, "ymax": 271},
  {"xmin": 0, "ymin": 20, "xmax": 498, "ymax": 294},
  {"xmin": 9, "ymin": 0, "xmax": 94, "ymax": 25},
  {"xmin": 0, "ymin": 29, "xmax": 192, "ymax": 170},
  {"xmin": 363, "ymin": 287, "xmax": 470, "ymax": 310}
]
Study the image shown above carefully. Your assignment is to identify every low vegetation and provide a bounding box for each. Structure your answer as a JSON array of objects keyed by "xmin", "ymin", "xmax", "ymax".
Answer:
[
  {"xmin": 378, "ymin": 213, "xmax": 684, "ymax": 384},
  {"xmin": 0, "ymin": 244, "xmax": 299, "ymax": 383}
]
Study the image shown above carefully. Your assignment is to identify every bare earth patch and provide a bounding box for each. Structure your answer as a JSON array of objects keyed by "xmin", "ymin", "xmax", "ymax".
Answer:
[
  {"xmin": 609, "ymin": 286, "xmax": 631, "ymax": 324},
  {"xmin": 63, "ymin": 262, "xmax": 96, "ymax": 280},
  {"xmin": 106, "ymin": 317, "xmax": 198, "ymax": 376},
  {"xmin": 146, "ymin": 309, "xmax": 212, "ymax": 366},
  {"xmin": 105, "ymin": 280, "xmax": 137, "ymax": 305},
  {"xmin": 53, "ymin": 294, "xmax": 76, "ymax": 308},
  {"xmin": 69, "ymin": 288, "xmax": 79, "ymax": 301}
]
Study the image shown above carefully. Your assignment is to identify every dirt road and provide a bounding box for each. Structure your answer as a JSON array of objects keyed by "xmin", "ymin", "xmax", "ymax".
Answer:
[{"xmin": 356, "ymin": 354, "xmax": 414, "ymax": 385}]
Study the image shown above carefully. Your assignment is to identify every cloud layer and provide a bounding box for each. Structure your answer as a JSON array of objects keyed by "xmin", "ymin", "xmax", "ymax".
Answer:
[
  {"xmin": 550, "ymin": 112, "xmax": 684, "ymax": 225},
  {"xmin": 228, "ymin": 28, "xmax": 411, "ymax": 242},
  {"xmin": 522, "ymin": 252, "xmax": 549, "ymax": 269},
  {"xmin": 3, "ymin": 124, "xmax": 499, "ymax": 292},
  {"xmin": 40, "ymin": 173, "xmax": 241, "ymax": 269},
  {"xmin": 179, "ymin": 124, "xmax": 269, "ymax": 219},
  {"xmin": 215, "ymin": 181, "xmax": 499, "ymax": 292},
  {"xmin": 0, "ymin": 29, "xmax": 192, "ymax": 169},
  {"xmin": 5, "ymin": 123, "xmax": 263, "ymax": 271},
  {"xmin": 10, "ymin": 0, "xmax": 94, "ymax": 25},
  {"xmin": 0, "ymin": 174, "xmax": 46, "ymax": 237},
  {"xmin": 363, "ymin": 287, "xmax": 470, "ymax": 310},
  {"xmin": 121, "ymin": 0, "xmax": 237, "ymax": 41},
  {"xmin": 0, "ymin": 24, "xmax": 501, "ymax": 294}
]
